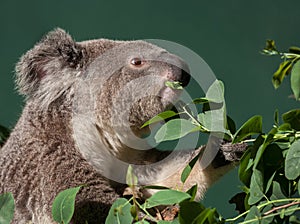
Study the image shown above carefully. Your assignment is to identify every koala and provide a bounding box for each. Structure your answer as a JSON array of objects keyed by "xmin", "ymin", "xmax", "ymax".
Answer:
[{"xmin": 0, "ymin": 28, "xmax": 246, "ymax": 224}]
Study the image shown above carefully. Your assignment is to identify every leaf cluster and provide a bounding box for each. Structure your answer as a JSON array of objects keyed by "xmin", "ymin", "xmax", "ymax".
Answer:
[{"xmin": 262, "ymin": 39, "xmax": 300, "ymax": 99}]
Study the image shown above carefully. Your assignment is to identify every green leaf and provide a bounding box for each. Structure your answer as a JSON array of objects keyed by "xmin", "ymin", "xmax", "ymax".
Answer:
[
  {"xmin": 238, "ymin": 148, "xmax": 253, "ymax": 187},
  {"xmin": 0, "ymin": 193, "xmax": 15, "ymax": 224},
  {"xmin": 52, "ymin": 186, "xmax": 81, "ymax": 224},
  {"xmin": 253, "ymin": 128, "xmax": 277, "ymax": 169},
  {"xmin": 265, "ymin": 171, "xmax": 276, "ymax": 194},
  {"xmin": 232, "ymin": 115, "xmax": 262, "ymax": 143},
  {"xmin": 205, "ymin": 80, "xmax": 225, "ymax": 103},
  {"xmin": 262, "ymin": 39, "xmax": 278, "ymax": 55},
  {"xmin": 141, "ymin": 110, "xmax": 178, "ymax": 128},
  {"xmin": 126, "ymin": 165, "xmax": 138, "ymax": 187},
  {"xmin": 298, "ymin": 179, "xmax": 300, "ymax": 194},
  {"xmin": 105, "ymin": 198, "xmax": 133, "ymax": 224},
  {"xmin": 289, "ymin": 46, "xmax": 300, "ymax": 54},
  {"xmin": 135, "ymin": 220, "xmax": 151, "ymax": 224},
  {"xmin": 181, "ymin": 152, "xmax": 201, "ymax": 183},
  {"xmin": 165, "ymin": 81, "xmax": 183, "ymax": 90},
  {"xmin": 193, "ymin": 208, "xmax": 219, "ymax": 224},
  {"xmin": 144, "ymin": 190, "xmax": 190, "ymax": 208},
  {"xmin": 282, "ymin": 109, "xmax": 300, "ymax": 130},
  {"xmin": 244, "ymin": 205, "xmax": 260, "ymax": 224},
  {"xmin": 238, "ymin": 135, "xmax": 264, "ymax": 186},
  {"xmin": 197, "ymin": 108, "xmax": 228, "ymax": 133},
  {"xmin": 186, "ymin": 184, "xmax": 198, "ymax": 201},
  {"xmin": 248, "ymin": 169, "xmax": 264, "ymax": 205},
  {"xmin": 289, "ymin": 215, "xmax": 300, "ymax": 223},
  {"xmin": 154, "ymin": 119, "xmax": 197, "ymax": 143},
  {"xmin": 263, "ymin": 143, "xmax": 283, "ymax": 167},
  {"xmin": 226, "ymin": 115, "xmax": 236, "ymax": 135},
  {"xmin": 192, "ymin": 97, "xmax": 209, "ymax": 104},
  {"xmin": 291, "ymin": 60, "xmax": 300, "ymax": 100},
  {"xmin": 272, "ymin": 60, "xmax": 292, "ymax": 89},
  {"xmin": 278, "ymin": 123, "xmax": 292, "ymax": 131},
  {"xmin": 285, "ymin": 139, "xmax": 300, "ymax": 180},
  {"xmin": 178, "ymin": 200, "xmax": 205, "ymax": 224},
  {"xmin": 270, "ymin": 181, "xmax": 286, "ymax": 205}
]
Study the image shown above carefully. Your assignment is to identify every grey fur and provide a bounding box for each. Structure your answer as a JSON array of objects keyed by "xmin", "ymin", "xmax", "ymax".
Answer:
[{"xmin": 0, "ymin": 29, "xmax": 246, "ymax": 224}]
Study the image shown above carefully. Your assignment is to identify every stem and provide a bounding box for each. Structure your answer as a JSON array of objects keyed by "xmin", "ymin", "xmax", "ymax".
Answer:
[
  {"xmin": 182, "ymin": 105, "xmax": 210, "ymax": 132},
  {"xmin": 238, "ymin": 206, "xmax": 300, "ymax": 224},
  {"xmin": 241, "ymin": 139, "xmax": 256, "ymax": 143},
  {"xmin": 263, "ymin": 200, "xmax": 300, "ymax": 215},
  {"xmin": 135, "ymin": 200, "xmax": 158, "ymax": 223},
  {"xmin": 225, "ymin": 198, "xmax": 300, "ymax": 222},
  {"xmin": 283, "ymin": 52, "xmax": 300, "ymax": 59}
]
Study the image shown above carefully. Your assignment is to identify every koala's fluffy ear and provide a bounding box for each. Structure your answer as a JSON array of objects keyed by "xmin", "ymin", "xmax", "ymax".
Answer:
[{"xmin": 15, "ymin": 28, "xmax": 86, "ymax": 97}]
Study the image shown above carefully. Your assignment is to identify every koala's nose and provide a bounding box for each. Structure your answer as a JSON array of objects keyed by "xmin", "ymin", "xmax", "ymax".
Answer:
[{"xmin": 179, "ymin": 69, "xmax": 191, "ymax": 87}]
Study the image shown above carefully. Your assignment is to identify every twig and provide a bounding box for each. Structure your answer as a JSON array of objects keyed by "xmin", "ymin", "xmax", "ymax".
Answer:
[{"xmin": 263, "ymin": 200, "xmax": 300, "ymax": 215}]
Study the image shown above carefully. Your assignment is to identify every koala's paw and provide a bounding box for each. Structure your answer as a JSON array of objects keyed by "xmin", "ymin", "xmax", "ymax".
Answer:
[{"xmin": 212, "ymin": 141, "xmax": 248, "ymax": 168}]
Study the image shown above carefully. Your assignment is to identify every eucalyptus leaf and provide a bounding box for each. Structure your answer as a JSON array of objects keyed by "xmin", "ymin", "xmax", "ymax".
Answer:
[
  {"xmin": 193, "ymin": 208, "xmax": 218, "ymax": 224},
  {"xmin": 270, "ymin": 181, "xmax": 286, "ymax": 205},
  {"xmin": 144, "ymin": 190, "xmax": 190, "ymax": 208},
  {"xmin": 52, "ymin": 186, "xmax": 81, "ymax": 224},
  {"xmin": 205, "ymin": 79, "xmax": 225, "ymax": 103},
  {"xmin": 226, "ymin": 115, "xmax": 236, "ymax": 135},
  {"xmin": 186, "ymin": 184, "xmax": 198, "ymax": 201},
  {"xmin": 282, "ymin": 109, "xmax": 300, "ymax": 130},
  {"xmin": 263, "ymin": 143, "xmax": 283, "ymax": 167},
  {"xmin": 272, "ymin": 60, "xmax": 292, "ymax": 89},
  {"xmin": 0, "ymin": 192, "xmax": 15, "ymax": 224},
  {"xmin": 248, "ymin": 169, "xmax": 264, "ymax": 205},
  {"xmin": 178, "ymin": 200, "xmax": 205, "ymax": 224},
  {"xmin": 291, "ymin": 60, "xmax": 300, "ymax": 100},
  {"xmin": 289, "ymin": 46, "xmax": 300, "ymax": 54},
  {"xmin": 263, "ymin": 39, "xmax": 277, "ymax": 54},
  {"xmin": 181, "ymin": 153, "xmax": 201, "ymax": 183},
  {"xmin": 265, "ymin": 171, "xmax": 277, "ymax": 194},
  {"xmin": 232, "ymin": 115, "xmax": 262, "ymax": 143},
  {"xmin": 135, "ymin": 220, "xmax": 151, "ymax": 224},
  {"xmin": 289, "ymin": 215, "xmax": 300, "ymax": 223},
  {"xmin": 244, "ymin": 205, "xmax": 260, "ymax": 224},
  {"xmin": 105, "ymin": 198, "xmax": 133, "ymax": 224},
  {"xmin": 197, "ymin": 108, "xmax": 227, "ymax": 134},
  {"xmin": 154, "ymin": 119, "xmax": 197, "ymax": 143},
  {"xmin": 141, "ymin": 110, "xmax": 178, "ymax": 128},
  {"xmin": 126, "ymin": 165, "xmax": 138, "ymax": 187},
  {"xmin": 285, "ymin": 139, "xmax": 300, "ymax": 180},
  {"xmin": 238, "ymin": 148, "xmax": 253, "ymax": 187},
  {"xmin": 252, "ymin": 127, "xmax": 277, "ymax": 169},
  {"xmin": 192, "ymin": 97, "xmax": 209, "ymax": 104},
  {"xmin": 165, "ymin": 81, "xmax": 183, "ymax": 90}
]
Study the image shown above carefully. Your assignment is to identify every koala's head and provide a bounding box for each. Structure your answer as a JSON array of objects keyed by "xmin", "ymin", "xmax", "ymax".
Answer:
[{"xmin": 16, "ymin": 28, "xmax": 190, "ymax": 158}]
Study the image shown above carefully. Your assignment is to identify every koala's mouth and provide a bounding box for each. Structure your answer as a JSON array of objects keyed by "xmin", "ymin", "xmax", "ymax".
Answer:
[{"xmin": 159, "ymin": 86, "xmax": 183, "ymax": 108}]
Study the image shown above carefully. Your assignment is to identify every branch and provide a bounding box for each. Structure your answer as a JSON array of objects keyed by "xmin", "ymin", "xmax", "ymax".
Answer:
[{"xmin": 263, "ymin": 200, "xmax": 300, "ymax": 216}]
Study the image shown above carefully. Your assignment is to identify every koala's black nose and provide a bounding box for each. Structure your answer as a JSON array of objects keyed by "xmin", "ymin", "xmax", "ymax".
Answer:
[{"xmin": 180, "ymin": 69, "xmax": 191, "ymax": 87}]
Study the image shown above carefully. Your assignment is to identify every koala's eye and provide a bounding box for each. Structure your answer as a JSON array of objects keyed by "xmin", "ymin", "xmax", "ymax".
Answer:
[{"xmin": 130, "ymin": 58, "xmax": 144, "ymax": 67}]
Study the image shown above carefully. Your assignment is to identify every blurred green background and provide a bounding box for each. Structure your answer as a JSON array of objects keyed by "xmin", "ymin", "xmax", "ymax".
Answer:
[{"xmin": 1, "ymin": 0, "xmax": 300, "ymax": 219}]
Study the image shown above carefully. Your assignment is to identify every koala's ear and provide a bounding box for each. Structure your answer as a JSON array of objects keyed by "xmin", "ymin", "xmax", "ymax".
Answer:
[{"xmin": 15, "ymin": 28, "xmax": 86, "ymax": 97}]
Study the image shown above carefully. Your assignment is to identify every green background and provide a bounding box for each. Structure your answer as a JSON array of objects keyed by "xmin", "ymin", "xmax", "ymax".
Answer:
[{"xmin": 1, "ymin": 0, "xmax": 300, "ymax": 218}]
